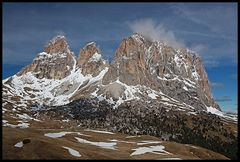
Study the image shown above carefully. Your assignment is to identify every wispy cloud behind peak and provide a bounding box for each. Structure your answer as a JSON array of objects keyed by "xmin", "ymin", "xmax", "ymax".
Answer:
[{"xmin": 127, "ymin": 18, "xmax": 185, "ymax": 49}]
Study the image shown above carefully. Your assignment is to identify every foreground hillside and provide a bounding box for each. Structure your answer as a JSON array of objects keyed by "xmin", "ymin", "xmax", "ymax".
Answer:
[
  {"xmin": 3, "ymin": 126, "xmax": 228, "ymax": 160},
  {"xmin": 2, "ymin": 102, "xmax": 235, "ymax": 160},
  {"xmin": 2, "ymin": 34, "xmax": 238, "ymax": 160}
]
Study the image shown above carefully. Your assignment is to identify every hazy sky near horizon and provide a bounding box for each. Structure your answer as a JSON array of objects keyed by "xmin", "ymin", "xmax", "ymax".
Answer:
[{"xmin": 2, "ymin": 3, "xmax": 238, "ymax": 112}]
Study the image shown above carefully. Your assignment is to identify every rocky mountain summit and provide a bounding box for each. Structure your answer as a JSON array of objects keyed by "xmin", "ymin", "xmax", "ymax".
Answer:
[
  {"xmin": 17, "ymin": 35, "xmax": 75, "ymax": 80},
  {"xmin": 77, "ymin": 42, "xmax": 108, "ymax": 76},
  {"xmin": 3, "ymin": 33, "xmax": 220, "ymax": 112},
  {"xmin": 2, "ymin": 33, "xmax": 238, "ymax": 159},
  {"xmin": 102, "ymin": 33, "xmax": 219, "ymax": 111}
]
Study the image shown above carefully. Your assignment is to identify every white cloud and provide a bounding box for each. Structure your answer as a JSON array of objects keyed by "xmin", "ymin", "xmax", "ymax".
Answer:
[
  {"xmin": 190, "ymin": 44, "xmax": 207, "ymax": 54},
  {"xmin": 128, "ymin": 18, "xmax": 185, "ymax": 49}
]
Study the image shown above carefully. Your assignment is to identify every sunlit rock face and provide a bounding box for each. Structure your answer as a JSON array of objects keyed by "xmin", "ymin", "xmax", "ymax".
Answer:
[
  {"xmin": 3, "ymin": 33, "xmax": 220, "ymax": 111},
  {"xmin": 17, "ymin": 35, "xmax": 75, "ymax": 80}
]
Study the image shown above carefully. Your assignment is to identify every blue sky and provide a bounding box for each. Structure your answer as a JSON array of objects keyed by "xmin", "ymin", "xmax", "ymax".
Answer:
[{"xmin": 2, "ymin": 3, "xmax": 238, "ymax": 112}]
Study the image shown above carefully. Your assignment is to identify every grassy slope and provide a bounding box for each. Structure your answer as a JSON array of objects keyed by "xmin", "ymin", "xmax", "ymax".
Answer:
[{"xmin": 3, "ymin": 125, "xmax": 228, "ymax": 160}]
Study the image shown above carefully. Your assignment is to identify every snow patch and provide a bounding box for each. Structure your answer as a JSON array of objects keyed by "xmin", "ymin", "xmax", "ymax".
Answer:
[
  {"xmin": 192, "ymin": 70, "xmax": 199, "ymax": 81},
  {"xmin": 44, "ymin": 132, "xmax": 71, "ymax": 138},
  {"xmin": 16, "ymin": 113, "xmax": 41, "ymax": 122},
  {"xmin": 109, "ymin": 79, "xmax": 142, "ymax": 108},
  {"xmin": 49, "ymin": 35, "xmax": 65, "ymax": 44},
  {"xmin": 187, "ymin": 112, "xmax": 197, "ymax": 115},
  {"xmin": 34, "ymin": 52, "xmax": 68, "ymax": 61},
  {"xmin": 148, "ymin": 92, "xmax": 158, "ymax": 99},
  {"xmin": 91, "ymin": 88, "xmax": 99, "ymax": 97},
  {"xmin": 3, "ymin": 121, "xmax": 29, "ymax": 129},
  {"xmin": 190, "ymin": 145, "xmax": 198, "ymax": 149},
  {"xmin": 62, "ymin": 119, "xmax": 70, "ymax": 122},
  {"xmin": 44, "ymin": 131, "xmax": 90, "ymax": 138},
  {"xmin": 160, "ymin": 95, "xmax": 171, "ymax": 102},
  {"xmin": 89, "ymin": 53, "xmax": 102, "ymax": 62},
  {"xmin": 108, "ymin": 139, "xmax": 136, "ymax": 144},
  {"xmin": 84, "ymin": 129, "xmax": 115, "ymax": 134},
  {"xmin": 174, "ymin": 54, "xmax": 182, "ymax": 68},
  {"xmin": 2, "ymin": 120, "xmax": 8, "ymax": 123},
  {"xmin": 126, "ymin": 136, "xmax": 141, "ymax": 138},
  {"xmin": 75, "ymin": 137, "xmax": 117, "ymax": 150},
  {"xmin": 3, "ymin": 63, "xmax": 109, "ymax": 107},
  {"xmin": 130, "ymin": 145, "xmax": 170, "ymax": 156},
  {"xmin": 62, "ymin": 146, "xmax": 81, "ymax": 157},
  {"xmin": 86, "ymin": 42, "xmax": 95, "ymax": 46},
  {"xmin": 206, "ymin": 106, "xmax": 224, "ymax": 117},
  {"xmin": 183, "ymin": 86, "xmax": 188, "ymax": 91},
  {"xmin": 182, "ymin": 79, "xmax": 196, "ymax": 88},
  {"xmin": 17, "ymin": 122, "xmax": 30, "ymax": 128},
  {"xmin": 14, "ymin": 141, "xmax": 23, "ymax": 148}
]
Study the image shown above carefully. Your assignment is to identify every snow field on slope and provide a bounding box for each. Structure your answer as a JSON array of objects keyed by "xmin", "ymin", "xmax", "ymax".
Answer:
[
  {"xmin": 130, "ymin": 145, "xmax": 171, "ymax": 156},
  {"xmin": 62, "ymin": 146, "xmax": 81, "ymax": 157},
  {"xmin": 3, "ymin": 58, "xmax": 109, "ymax": 107}
]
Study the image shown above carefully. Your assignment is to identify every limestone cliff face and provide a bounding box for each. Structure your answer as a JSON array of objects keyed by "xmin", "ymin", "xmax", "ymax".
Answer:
[
  {"xmin": 6, "ymin": 33, "xmax": 220, "ymax": 112},
  {"xmin": 44, "ymin": 35, "xmax": 71, "ymax": 54},
  {"xmin": 17, "ymin": 35, "xmax": 75, "ymax": 80},
  {"xmin": 77, "ymin": 42, "xmax": 101, "ymax": 65},
  {"xmin": 77, "ymin": 42, "xmax": 108, "ymax": 76},
  {"xmin": 102, "ymin": 34, "xmax": 154, "ymax": 87},
  {"xmin": 102, "ymin": 33, "xmax": 220, "ymax": 111}
]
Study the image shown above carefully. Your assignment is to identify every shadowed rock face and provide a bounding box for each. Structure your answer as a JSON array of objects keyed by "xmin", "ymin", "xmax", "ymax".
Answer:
[{"xmin": 17, "ymin": 35, "xmax": 75, "ymax": 80}]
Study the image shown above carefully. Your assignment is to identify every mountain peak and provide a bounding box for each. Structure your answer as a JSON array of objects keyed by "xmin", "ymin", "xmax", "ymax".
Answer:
[
  {"xmin": 16, "ymin": 35, "xmax": 75, "ymax": 79},
  {"xmin": 44, "ymin": 35, "xmax": 70, "ymax": 54},
  {"xmin": 77, "ymin": 42, "xmax": 102, "ymax": 66},
  {"xmin": 85, "ymin": 41, "xmax": 96, "ymax": 47},
  {"xmin": 131, "ymin": 32, "xmax": 144, "ymax": 38},
  {"xmin": 49, "ymin": 35, "xmax": 66, "ymax": 43},
  {"xmin": 11, "ymin": 33, "xmax": 220, "ymax": 113}
]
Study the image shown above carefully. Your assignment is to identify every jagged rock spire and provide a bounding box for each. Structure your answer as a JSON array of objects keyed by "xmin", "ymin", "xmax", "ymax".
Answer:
[
  {"xmin": 77, "ymin": 42, "xmax": 102, "ymax": 66},
  {"xmin": 12, "ymin": 33, "xmax": 220, "ymax": 112},
  {"xmin": 44, "ymin": 35, "xmax": 71, "ymax": 54},
  {"xmin": 75, "ymin": 42, "xmax": 108, "ymax": 77},
  {"xmin": 17, "ymin": 35, "xmax": 75, "ymax": 80}
]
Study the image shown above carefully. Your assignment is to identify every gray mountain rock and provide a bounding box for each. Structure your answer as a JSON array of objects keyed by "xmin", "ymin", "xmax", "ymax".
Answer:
[
  {"xmin": 3, "ymin": 33, "xmax": 220, "ymax": 112},
  {"xmin": 102, "ymin": 33, "xmax": 220, "ymax": 111},
  {"xmin": 17, "ymin": 35, "xmax": 75, "ymax": 80}
]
